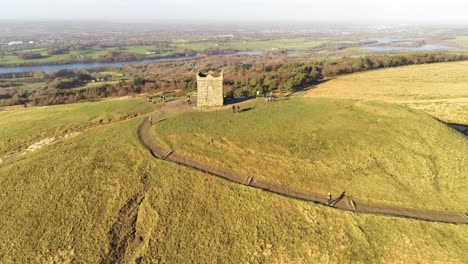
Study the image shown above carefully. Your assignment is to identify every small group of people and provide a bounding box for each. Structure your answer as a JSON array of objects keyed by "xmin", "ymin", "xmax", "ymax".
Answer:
[
  {"xmin": 231, "ymin": 104, "xmax": 241, "ymax": 113},
  {"xmin": 148, "ymin": 94, "xmax": 166, "ymax": 103},
  {"xmin": 265, "ymin": 95, "xmax": 276, "ymax": 102},
  {"xmin": 258, "ymin": 91, "xmax": 275, "ymax": 102}
]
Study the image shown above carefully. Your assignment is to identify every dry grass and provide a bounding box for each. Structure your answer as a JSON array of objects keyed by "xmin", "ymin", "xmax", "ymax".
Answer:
[
  {"xmin": 404, "ymin": 101, "xmax": 468, "ymax": 124},
  {"xmin": 1, "ymin": 116, "xmax": 468, "ymax": 263},
  {"xmin": 153, "ymin": 97, "xmax": 468, "ymax": 211},
  {"xmin": 306, "ymin": 61, "xmax": 468, "ymax": 124},
  {"xmin": 0, "ymin": 97, "xmax": 158, "ymax": 155}
]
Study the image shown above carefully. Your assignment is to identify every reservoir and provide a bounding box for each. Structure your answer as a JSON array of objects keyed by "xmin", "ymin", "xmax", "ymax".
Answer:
[
  {"xmin": 0, "ymin": 56, "xmax": 198, "ymax": 74},
  {"xmin": 362, "ymin": 37, "xmax": 460, "ymax": 51},
  {"xmin": 364, "ymin": 44, "xmax": 460, "ymax": 51},
  {"xmin": 0, "ymin": 51, "xmax": 262, "ymax": 74}
]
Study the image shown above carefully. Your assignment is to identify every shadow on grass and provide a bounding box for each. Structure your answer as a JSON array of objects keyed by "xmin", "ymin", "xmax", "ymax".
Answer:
[
  {"xmin": 224, "ymin": 96, "xmax": 255, "ymax": 106},
  {"xmin": 240, "ymin": 107, "xmax": 254, "ymax": 113},
  {"xmin": 432, "ymin": 116, "xmax": 468, "ymax": 136},
  {"xmin": 287, "ymin": 78, "xmax": 337, "ymax": 96}
]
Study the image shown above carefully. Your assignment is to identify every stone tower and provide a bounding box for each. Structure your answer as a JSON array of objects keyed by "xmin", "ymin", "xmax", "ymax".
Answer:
[{"xmin": 196, "ymin": 70, "xmax": 224, "ymax": 107}]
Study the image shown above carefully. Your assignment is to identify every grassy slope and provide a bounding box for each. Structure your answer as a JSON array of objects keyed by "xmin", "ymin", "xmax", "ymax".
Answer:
[
  {"xmin": 0, "ymin": 115, "xmax": 467, "ymax": 263},
  {"xmin": 307, "ymin": 61, "xmax": 468, "ymax": 124},
  {"xmin": 0, "ymin": 97, "xmax": 158, "ymax": 155},
  {"xmin": 153, "ymin": 98, "xmax": 468, "ymax": 211}
]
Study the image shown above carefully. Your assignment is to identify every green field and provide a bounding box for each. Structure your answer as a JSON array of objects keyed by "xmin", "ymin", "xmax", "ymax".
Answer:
[
  {"xmin": 1, "ymin": 104, "xmax": 468, "ymax": 263},
  {"xmin": 0, "ymin": 45, "xmax": 173, "ymax": 66},
  {"xmin": 0, "ymin": 97, "xmax": 158, "ymax": 155},
  {"xmin": 153, "ymin": 98, "xmax": 468, "ymax": 211},
  {"xmin": 172, "ymin": 38, "xmax": 325, "ymax": 51},
  {"xmin": 453, "ymin": 36, "xmax": 468, "ymax": 48},
  {"xmin": 226, "ymin": 38, "xmax": 325, "ymax": 51},
  {"xmin": 171, "ymin": 41, "xmax": 219, "ymax": 51},
  {"xmin": 308, "ymin": 61, "xmax": 468, "ymax": 124},
  {"xmin": 0, "ymin": 48, "xmax": 106, "ymax": 65}
]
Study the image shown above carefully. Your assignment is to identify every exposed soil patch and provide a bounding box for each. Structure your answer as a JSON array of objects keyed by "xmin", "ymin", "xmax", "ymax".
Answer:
[
  {"xmin": 0, "ymin": 132, "xmax": 82, "ymax": 165},
  {"xmin": 101, "ymin": 192, "xmax": 146, "ymax": 264}
]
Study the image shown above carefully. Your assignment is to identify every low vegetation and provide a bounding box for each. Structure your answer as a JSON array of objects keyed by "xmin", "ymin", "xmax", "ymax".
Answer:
[
  {"xmin": 307, "ymin": 61, "xmax": 468, "ymax": 124},
  {"xmin": 153, "ymin": 97, "xmax": 468, "ymax": 211},
  {"xmin": 2, "ymin": 23, "xmax": 468, "ymax": 263},
  {"xmin": 0, "ymin": 97, "xmax": 158, "ymax": 155},
  {"xmin": 0, "ymin": 107, "xmax": 467, "ymax": 263}
]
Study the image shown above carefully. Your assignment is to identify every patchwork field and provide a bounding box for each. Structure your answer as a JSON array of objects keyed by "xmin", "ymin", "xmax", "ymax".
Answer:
[
  {"xmin": 0, "ymin": 46, "xmax": 175, "ymax": 66},
  {"xmin": 307, "ymin": 61, "xmax": 468, "ymax": 124},
  {"xmin": 1, "ymin": 103, "xmax": 467, "ymax": 263},
  {"xmin": 172, "ymin": 38, "xmax": 325, "ymax": 51}
]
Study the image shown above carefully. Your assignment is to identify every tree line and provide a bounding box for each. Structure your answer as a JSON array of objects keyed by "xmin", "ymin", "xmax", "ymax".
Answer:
[{"xmin": 1, "ymin": 52, "xmax": 466, "ymax": 107}]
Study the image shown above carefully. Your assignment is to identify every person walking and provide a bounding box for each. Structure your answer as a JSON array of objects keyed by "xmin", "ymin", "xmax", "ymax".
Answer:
[
  {"xmin": 232, "ymin": 105, "xmax": 236, "ymax": 113},
  {"xmin": 236, "ymin": 104, "xmax": 240, "ymax": 113},
  {"xmin": 149, "ymin": 116, "xmax": 153, "ymax": 126}
]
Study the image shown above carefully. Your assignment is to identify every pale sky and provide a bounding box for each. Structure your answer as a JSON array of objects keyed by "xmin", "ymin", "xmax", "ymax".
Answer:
[{"xmin": 2, "ymin": 0, "xmax": 468, "ymax": 24}]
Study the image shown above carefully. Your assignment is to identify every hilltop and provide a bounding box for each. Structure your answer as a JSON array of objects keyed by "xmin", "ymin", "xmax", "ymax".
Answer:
[
  {"xmin": 152, "ymin": 97, "xmax": 468, "ymax": 211},
  {"xmin": 0, "ymin": 98, "xmax": 467, "ymax": 262}
]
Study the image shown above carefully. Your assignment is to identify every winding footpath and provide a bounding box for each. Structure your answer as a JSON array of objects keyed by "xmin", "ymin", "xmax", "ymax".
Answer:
[{"xmin": 138, "ymin": 99, "xmax": 468, "ymax": 225}]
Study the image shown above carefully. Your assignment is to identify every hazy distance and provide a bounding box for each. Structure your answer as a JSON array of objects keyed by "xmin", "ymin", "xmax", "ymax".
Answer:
[{"xmin": 2, "ymin": 0, "xmax": 468, "ymax": 24}]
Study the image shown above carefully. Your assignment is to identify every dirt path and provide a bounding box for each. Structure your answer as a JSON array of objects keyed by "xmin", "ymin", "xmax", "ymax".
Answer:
[{"xmin": 140, "ymin": 99, "xmax": 468, "ymax": 225}]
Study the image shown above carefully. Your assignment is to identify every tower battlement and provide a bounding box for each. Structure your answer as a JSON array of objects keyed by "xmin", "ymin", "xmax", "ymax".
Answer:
[{"xmin": 196, "ymin": 70, "xmax": 224, "ymax": 107}]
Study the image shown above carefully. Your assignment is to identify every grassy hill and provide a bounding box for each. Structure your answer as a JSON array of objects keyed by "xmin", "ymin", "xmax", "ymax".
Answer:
[
  {"xmin": 0, "ymin": 97, "xmax": 158, "ymax": 156},
  {"xmin": 307, "ymin": 61, "xmax": 468, "ymax": 124},
  {"xmin": 1, "ymin": 106, "xmax": 468, "ymax": 263},
  {"xmin": 152, "ymin": 97, "xmax": 468, "ymax": 211}
]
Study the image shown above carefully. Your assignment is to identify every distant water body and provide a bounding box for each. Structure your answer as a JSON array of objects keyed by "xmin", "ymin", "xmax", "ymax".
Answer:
[
  {"xmin": 364, "ymin": 45, "xmax": 460, "ymax": 51},
  {"xmin": 363, "ymin": 38, "xmax": 459, "ymax": 51},
  {"xmin": 0, "ymin": 51, "xmax": 262, "ymax": 74},
  {"xmin": 368, "ymin": 37, "xmax": 426, "ymax": 44},
  {"xmin": 0, "ymin": 56, "xmax": 198, "ymax": 74}
]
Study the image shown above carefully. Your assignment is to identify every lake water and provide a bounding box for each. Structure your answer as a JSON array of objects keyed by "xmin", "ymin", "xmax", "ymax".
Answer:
[
  {"xmin": 0, "ymin": 51, "xmax": 262, "ymax": 74},
  {"xmin": 230, "ymin": 51, "xmax": 262, "ymax": 56},
  {"xmin": 364, "ymin": 44, "xmax": 460, "ymax": 51},
  {"xmin": 368, "ymin": 37, "xmax": 426, "ymax": 44},
  {"xmin": 0, "ymin": 56, "xmax": 198, "ymax": 74},
  {"xmin": 363, "ymin": 37, "xmax": 460, "ymax": 51}
]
